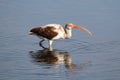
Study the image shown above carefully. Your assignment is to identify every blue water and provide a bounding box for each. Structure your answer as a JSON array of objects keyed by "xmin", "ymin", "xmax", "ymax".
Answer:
[{"xmin": 0, "ymin": 0, "xmax": 120, "ymax": 80}]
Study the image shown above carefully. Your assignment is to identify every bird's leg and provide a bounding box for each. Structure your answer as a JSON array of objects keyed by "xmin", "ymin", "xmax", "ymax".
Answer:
[
  {"xmin": 39, "ymin": 39, "xmax": 46, "ymax": 49},
  {"xmin": 48, "ymin": 40, "xmax": 53, "ymax": 51}
]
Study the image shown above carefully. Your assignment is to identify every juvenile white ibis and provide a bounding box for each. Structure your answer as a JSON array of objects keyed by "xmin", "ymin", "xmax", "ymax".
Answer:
[{"xmin": 29, "ymin": 23, "xmax": 92, "ymax": 50}]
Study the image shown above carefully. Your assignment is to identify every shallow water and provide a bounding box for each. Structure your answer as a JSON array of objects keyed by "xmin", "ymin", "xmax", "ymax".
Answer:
[{"xmin": 0, "ymin": 0, "xmax": 120, "ymax": 80}]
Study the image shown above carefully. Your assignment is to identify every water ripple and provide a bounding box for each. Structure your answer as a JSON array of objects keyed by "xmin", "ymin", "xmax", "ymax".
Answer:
[{"xmin": 63, "ymin": 40, "xmax": 120, "ymax": 54}]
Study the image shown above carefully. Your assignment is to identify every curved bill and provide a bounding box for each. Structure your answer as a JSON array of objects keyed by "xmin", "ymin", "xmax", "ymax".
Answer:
[{"xmin": 71, "ymin": 24, "xmax": 92, "ymax": 36}]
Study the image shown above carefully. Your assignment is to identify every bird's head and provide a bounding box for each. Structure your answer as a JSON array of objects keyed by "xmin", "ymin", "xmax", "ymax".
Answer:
[{"xmin": 66, "ymin": 23, "xmax": 92, "ymax": 36}]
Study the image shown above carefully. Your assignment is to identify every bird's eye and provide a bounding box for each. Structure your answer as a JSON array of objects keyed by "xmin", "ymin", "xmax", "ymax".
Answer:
[
  {"xmin": 67, "ymin": 27, "xmax": 71, "ymax": 30},
  {"xmin": 65, "ymin": 24, "xmax": 68, "ymax": 27},
  {"xmin": 65, "ymin": 24, "xmax": 70, "ymax": 30}
]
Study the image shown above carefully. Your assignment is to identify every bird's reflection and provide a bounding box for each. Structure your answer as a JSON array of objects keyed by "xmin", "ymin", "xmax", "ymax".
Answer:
[
  {"xmin": 29, "ymin": 49, "xmax": 92, "ymax": 71},
  {"xmin": 29, "ymin": 48, "xmax": 75, "ymax": 70}
]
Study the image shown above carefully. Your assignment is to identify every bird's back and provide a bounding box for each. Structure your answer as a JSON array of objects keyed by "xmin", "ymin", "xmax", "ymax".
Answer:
[
  {"xmin": 44, "ymin": 24, "xmax": 62, "ymax": 29},
  {"xmin": 30, "ymin": 24, "xmax": 65, "ymax": 40},
  {"xmin": 30, "ymin": 26, "xmax": 58, "ymax": 40}
]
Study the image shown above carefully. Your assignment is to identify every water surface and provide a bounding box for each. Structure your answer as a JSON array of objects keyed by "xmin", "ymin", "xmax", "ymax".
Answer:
[{"xmin": 0, "ymin": 0, "xmax": 120, "ymax": 80}]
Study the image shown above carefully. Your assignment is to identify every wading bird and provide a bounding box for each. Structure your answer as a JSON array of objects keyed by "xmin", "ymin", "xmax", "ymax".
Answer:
[{"xmin": 29, "ymin": 23, "xmax": 92, "ymax": 50}]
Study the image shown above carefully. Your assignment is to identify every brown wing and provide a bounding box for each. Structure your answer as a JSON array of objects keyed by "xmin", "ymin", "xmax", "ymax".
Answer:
[{"xmin": 30, "ymin": 26, "xmax": 58, "ymax": 40}]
